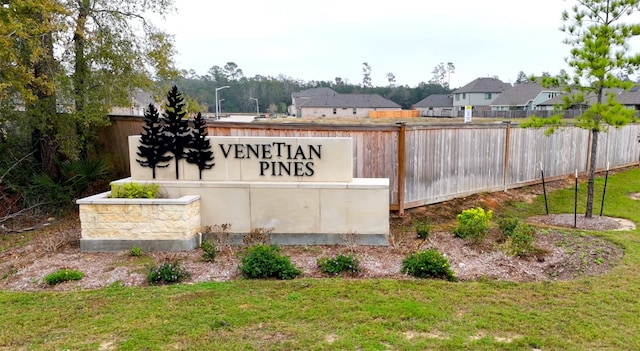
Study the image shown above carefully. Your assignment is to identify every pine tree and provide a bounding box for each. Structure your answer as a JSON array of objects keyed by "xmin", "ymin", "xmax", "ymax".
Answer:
[
  {"xmin": 186, "ymin": 112, "xmax": 215, "ymax": 179},
  {"xmin": 162, "ymin": 85, "xmax": 191, "ymax": 179},
  {"xmin": 136, "ymin": 104, "xmax": 171, "ymax": 179}
]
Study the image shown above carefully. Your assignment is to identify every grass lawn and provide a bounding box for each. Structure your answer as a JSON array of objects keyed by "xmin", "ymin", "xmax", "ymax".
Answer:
[{"xmin": 1, "ymin": 168, "xmax": 640, "ymax": 350}]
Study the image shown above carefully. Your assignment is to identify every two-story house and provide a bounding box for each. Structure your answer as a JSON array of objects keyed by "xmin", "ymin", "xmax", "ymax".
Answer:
[{"xmin": 452, "ymin": 77, "xmax": 511, "ymax": 114}]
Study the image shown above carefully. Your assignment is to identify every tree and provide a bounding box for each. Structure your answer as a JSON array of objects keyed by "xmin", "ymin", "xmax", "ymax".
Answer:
[
  {"xmin": 524, "ymin": 0, "xmax": 640, "ymax": 217},
  {"xmin": 362, "ymin": 62, "xmax": 372, "ymax": 88},
  {"xmin": 186, "ymin": 112, "xmax": 214, "ymax": 180},
  {"xmin": 515, "ymin": 71, "xmax": 529, "ymax": 84},
  {"xmin": 386, "ymin": 72, "xmax": 396, "ymax": 88},
  {"xmin": 162, "ymin": 86, "xmax": 191, "ymax": 179},
  {"xmin": 0, "ymin": 0, "xmax": 176, "ymax": 178},
  {"xmin": 223, "ymin": 62, "xmax": 244, "ymax": 81},
  {"xmin": 136, "ymin": 104, "xmax": 171, "ymax": 179},
  {"xmin": 446, "ymin": 62, "xmax": 455, "ymax": 87},
  {"xmin": 429, "ymin": 63, "xmax": 446, "ymax": 85}
]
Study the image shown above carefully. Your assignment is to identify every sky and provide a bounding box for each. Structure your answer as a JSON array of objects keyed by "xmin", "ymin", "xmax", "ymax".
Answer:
[{"xmin": 158, "ymin": 0, "xmax": 576, "ymax": 89}]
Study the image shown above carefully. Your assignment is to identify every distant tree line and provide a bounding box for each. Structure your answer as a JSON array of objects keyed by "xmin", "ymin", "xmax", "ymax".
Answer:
[{"xmin": 166, "ymin": 62, "xmax": 453, "ymax": 114}]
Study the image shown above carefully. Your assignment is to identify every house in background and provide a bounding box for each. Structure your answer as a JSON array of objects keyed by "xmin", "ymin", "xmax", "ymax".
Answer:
[
  {"xmin": 413, "ymin": 94, "xmax": 454, "ymax": 117},
  {"xmin": 490, "ymin": 82, "xmax": 564, "ymax": 111},
  {"xmin": 110, "ymin": 90, "xmax": 155, "ymax": 116},
  {"xmin": 289, "ymin": 88, "xmax": 401, "ymax": 118},
  {"xmin": 452, "ymin": 77, "xmax": 511, "ymax": 114}
]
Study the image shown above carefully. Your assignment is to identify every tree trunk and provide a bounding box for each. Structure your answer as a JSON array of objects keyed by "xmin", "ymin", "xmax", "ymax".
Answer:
[
  {"xmin": 585, "ymin": 128, "xmax": 599, "ymax": 218},
  {"xmin": 73, "ymin": 0, "xmax": 90, "ymax": 158},
  {"xmin": 30, "ymin": 14, "xmax": 59, "ymax": 177}
]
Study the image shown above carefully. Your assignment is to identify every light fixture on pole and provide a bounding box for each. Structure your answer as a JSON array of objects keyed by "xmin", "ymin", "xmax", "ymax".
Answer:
[
  {"xmin": 249, "ymin": 97, "xmax": 259, "ymax": 117},
  {"xmin": 215, "ymin": 86, "xmax": 230, "ymax": 120}
]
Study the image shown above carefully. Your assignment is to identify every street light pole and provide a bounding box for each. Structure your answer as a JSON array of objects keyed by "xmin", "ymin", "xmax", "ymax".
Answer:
[
  {"xmin": 215, "ymin": 86, "xmax": 230, "ymax": 120},
  {"xmin": 249, "ymin": 97, "xmax": 259, "ymax": 117},
  {"xmin": 218, "ymin": 99, "xmax": 225, "ymax": 115}
]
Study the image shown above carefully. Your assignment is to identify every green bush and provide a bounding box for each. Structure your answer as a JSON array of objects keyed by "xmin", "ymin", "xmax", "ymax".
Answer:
[
  {"xmin": 146, "ymin": 261, "xmax": 191, "ymax": 285},
  {"xmin": 239, "ymin": 245, "xmax": 301, "ymax": 280},
  {"xmin": 129, "ymin": 246, "xmax": 144, "ymax": 257},
  {"xmin": 201, "ymin": 239, "xmax": 217, "ymax": 262},
  {"xmin": 413, "ymin": 219, "xmax": 431, "ymax": 239},
  {"xmin": 401, "ymin": 249, "xmax": 456, "ymax": 281},
  {"xmin": 44, "ymin": 269, "xmax": 85, "ymax": 285},
  {"xmin": 453, "ymin": 207, "xmax": 493, "ymax": 241},
  {"xmin": 497, "ymin": 217, "xmax": 520, "ymax": 237},
  {"xmin": 110, "ymin": 182, "xmax": 160, "ymax": 199},
  {"xmin": 500, "ymin": 220, "xmax": 537, "ymax": 257},
  {"xmin": 317, "ymin": 254, "xmax": 362, "ymax": 276}
]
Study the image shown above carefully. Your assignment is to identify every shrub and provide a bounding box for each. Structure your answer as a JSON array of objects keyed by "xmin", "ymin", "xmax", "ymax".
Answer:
[
  {"xmin": 242, "ymin": 227, "xmax": 273, "ymax": 246},
  {"xmin": 453, "ymin": 207, "xmax": 493, "ymax": 241},
  {"xmin": 401, "ymin": 249, "xmax": 456, "ymax": 281},
  {"xmin": 500, "ymin": 221, "xmax": 537, "ymax": 257},
  {"xmin": 239, "ymin": 245, "xmax": 301, "ymax": 280},
  {"xmin": 201, "ymin": 239, "xmax": 217, "ymax": 262},
  {"xmin": 413, "ymin": 219, "xmax": 431, "ymax": 239},
  {"xmin": 44, "ymin": 269, "xmax": 84, "ymax": 285},
  {"xmin": 146, "ymin": 261, "xmax": 191, "ymax": 285},
  {"xmin": 317, "ymin": 254, "xmax": 362, "ymax": 276},
  {"xmin": 130, "ymin": 246, "xmax": 144, "ymax": 257},
  {"xmin": 497, "ymin": 217, "xmax": 520, "ymax": 237},
  {"xmin": 110, "ymin": 182, "xmax": 160, "ymax": 199}
]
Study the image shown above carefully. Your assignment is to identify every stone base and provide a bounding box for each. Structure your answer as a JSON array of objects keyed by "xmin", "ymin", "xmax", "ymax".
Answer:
[
  {"xmin": 80, "ymin": 234, "xmax": 201, "ymax": 252},
  {"xmin": 203, "ymin": 232, "xmax": 389, "ymax": 246}
]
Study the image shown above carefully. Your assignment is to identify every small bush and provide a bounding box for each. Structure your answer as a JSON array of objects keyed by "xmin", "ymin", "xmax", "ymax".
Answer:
[
  {"xmin": 201, "ymin": 239, "xmax": 217, "ymax": 262},
  {"xmin": 242, "ymin": 227, "xmax": 273, "ymax": 246},
  {"xmin": 110, "ymin": 182, "xmax": 160, "ymax": 199},
  {"xmin": 401, "ymin": 249, "xmax": 456, "ymax": 281},
  {"xmin": 44, "ymin": 269, "xmax": 84, "ymax": 285},
  {"xmin": 453, "ymin": 207, "xmax": 493, "ymax": 241},
  {"xmin": 317, "ymin": 254, "xmax": 362, "ymax": 276},
  {"xmin": 413, "ymin": 219, "xmax": 431, "ymax": 239},
  {"xmin": 146, "ymin": 261, "xmax": 191, "ymax": 285},
  {"xmin": 239, "ymin": 245, "xmax": 301, "ymax": 280},
  {"xmin": 500, "ymin": 221, "xmax": 537, "ymax": 257},
  {"xmin": 130, "ymin": 246, "xmax": 144, "ymax": 257},
  {"xmin": 497, "ymin": 217, "xmax": 520, "ymax": 237}
]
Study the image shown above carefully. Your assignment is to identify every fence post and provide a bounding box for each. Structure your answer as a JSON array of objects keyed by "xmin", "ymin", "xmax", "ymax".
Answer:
[
  {"xmin": 503, "ymin": 121, "xmax": 511, "ymax": 192},
  {"xmin": 396, "ymin": 122, "xmax": 407, "ymax": 215}
]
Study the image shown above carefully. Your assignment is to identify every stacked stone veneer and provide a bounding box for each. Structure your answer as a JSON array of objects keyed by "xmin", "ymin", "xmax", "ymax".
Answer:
[
  {"xmin": 77, "ymin": 135, "xmax": 389, "ymax": 251},
  {"xmin": 77, "ymin": 194, "xmax": 201, "ymax": 251}
]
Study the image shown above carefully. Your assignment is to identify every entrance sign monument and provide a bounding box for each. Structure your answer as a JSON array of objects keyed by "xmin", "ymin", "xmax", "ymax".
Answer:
[{"xmin": 77, "ymin": 136, "xmax": 390, "ymax": 251}]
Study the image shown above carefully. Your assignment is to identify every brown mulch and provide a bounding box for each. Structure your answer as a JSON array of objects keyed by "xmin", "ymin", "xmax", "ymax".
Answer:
[{"xmin": 0, "ymin": 175, "xmax": 632, "ymax": 292}]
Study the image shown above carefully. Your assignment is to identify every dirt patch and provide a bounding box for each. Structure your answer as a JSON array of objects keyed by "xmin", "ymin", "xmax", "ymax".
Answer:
[
  {"xmin": 0, "ymin": 178, "xmax": 630, "ymax": 292},
  {"xmin": 630, "ymin": 193, "xmax": 640, "ymax": 200}
]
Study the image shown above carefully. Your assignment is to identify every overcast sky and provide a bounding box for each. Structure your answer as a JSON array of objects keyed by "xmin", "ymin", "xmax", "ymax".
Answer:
[{"xmin": 159, "ymin": 0, "xmax": 576, "ymax": 88}]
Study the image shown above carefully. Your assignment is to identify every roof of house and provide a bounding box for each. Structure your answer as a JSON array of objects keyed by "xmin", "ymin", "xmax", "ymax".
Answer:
[
  {"xmin": 301, "ymin": 94, "xmax": 401, "ymax": 109},
  {"xmin": 414, "ymin": 94, "xmax": 453, "ymax": 108},
  {"xmin": 490, "ymin": 82, "xmax": 551, "ymax": 106},
  {"xmin": 453, "ymin": 77, "xmax": 512, "ymax": 94}
]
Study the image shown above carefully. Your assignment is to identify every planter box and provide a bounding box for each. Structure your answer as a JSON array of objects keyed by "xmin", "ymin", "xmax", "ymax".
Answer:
[{"xmin": 76, "ymin": 192, "xmax": 201, "ymax": 252}]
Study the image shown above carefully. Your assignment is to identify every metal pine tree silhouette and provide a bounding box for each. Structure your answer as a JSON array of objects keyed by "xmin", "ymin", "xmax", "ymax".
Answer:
[
  {"xmin": 162, "ymin": 85, "xmax": 191, "ymax": 179},
  {"xmin": 136, "ymin": 104, "xmax": 171, "ymax": 178},
  {"xmin": 186, "ymin": 112, "xmax": 215, "ymax": 179}
]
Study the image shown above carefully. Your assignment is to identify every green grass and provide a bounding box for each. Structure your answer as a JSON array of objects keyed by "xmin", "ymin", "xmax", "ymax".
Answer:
[{"xmin": 1, "ymin": 168, "xmax": 640, "ymax": 350}]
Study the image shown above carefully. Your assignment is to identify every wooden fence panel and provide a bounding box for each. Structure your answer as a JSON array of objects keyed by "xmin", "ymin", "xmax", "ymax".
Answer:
[{"xmin": 596, "ymin": 124, "xmax": 640, "ymax": 169}]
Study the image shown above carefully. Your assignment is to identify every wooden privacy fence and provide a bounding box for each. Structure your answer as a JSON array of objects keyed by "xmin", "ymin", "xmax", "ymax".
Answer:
[{"xmin": 100, "ymin": 116, "xmax": 640, "ymax": 213}]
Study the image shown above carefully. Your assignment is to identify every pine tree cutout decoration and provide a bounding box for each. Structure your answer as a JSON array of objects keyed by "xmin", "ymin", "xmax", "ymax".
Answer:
[
  {"xmin": 162, "ymin": 85, "xmax": 191, "ymax": 179},
  {"xmin": 186, "ymin": 112, "xmax": 215, "ymax": 179},
  {"xmin": 136, "ymin": 103, "xmax": 171, "ymax": 178}
]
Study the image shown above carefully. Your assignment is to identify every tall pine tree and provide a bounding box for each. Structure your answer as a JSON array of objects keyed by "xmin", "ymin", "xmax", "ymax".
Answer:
[
  {"xmin": 186, "ymin": 112, "xmax": 215, "ymax": 179},
  {"xmin": 162, "ymin": 85, "xmax": 191, "ymax": 179},
  {"xmin": 136, "ymin": 104, "xmax": 171, "ymax": 178}
]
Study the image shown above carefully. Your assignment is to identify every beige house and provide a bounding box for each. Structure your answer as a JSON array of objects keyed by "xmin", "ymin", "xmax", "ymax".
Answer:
[{"xmin": 290, "ymin": 88, "xmax": 401, "ymax": 118}]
